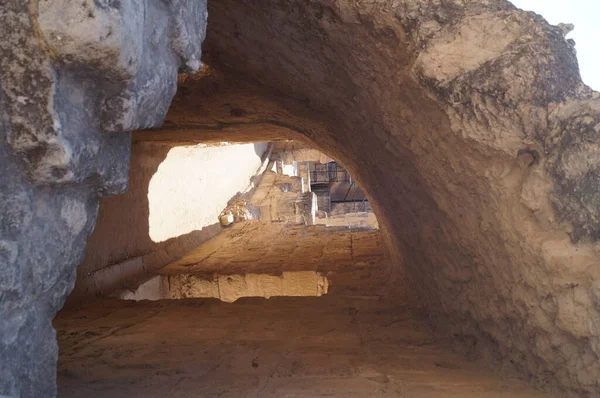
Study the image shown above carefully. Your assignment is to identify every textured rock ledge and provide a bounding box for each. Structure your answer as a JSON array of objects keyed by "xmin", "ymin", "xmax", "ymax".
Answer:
[{"xmin": 0, "ymin": 1, "xmax": 206, "ymax": 396}]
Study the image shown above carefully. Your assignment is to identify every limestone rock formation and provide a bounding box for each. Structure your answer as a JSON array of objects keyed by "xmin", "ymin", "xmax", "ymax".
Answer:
[
  {"xmin": 0, "ymin": 1, "xmax": 205, "ymax": 396},
  {"xmin": 2, "ymin": 0, "xmax": 600, "ymax": 397}
]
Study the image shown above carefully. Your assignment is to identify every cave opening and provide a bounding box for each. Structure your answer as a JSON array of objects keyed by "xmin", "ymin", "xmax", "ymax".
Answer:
[
  {"xmin": 55, "ymin": 135, "xmax": 416, "ymax": 397},
  {"xmin": 2, "ymin": 0, "xmax": 599, "ymax": 397},
  {"xmin": 53, "ymin": 64, "xmax": 543, "ymax": 396},
  {"xmin": 62, "ymin": 134, "xmax": 384, "ymax": 305}
]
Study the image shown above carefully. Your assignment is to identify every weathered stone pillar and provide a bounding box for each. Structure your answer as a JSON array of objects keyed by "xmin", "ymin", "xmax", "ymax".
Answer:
[
  {"xmin": 0, "ymin": 1, "xmax": 207, "ymax": 396},
  {"xmin": 298, "ymin": 161, "xmax": 311, "ymax": 193}
]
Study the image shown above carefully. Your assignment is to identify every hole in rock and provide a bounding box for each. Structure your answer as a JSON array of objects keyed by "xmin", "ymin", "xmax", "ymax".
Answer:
[
  {"xmin": 62, "ymin": 137, "xmax": 382, "ymax": 305},
  {"xmin": 1, "ymin": 0, "xmax": 595, "ymax": 396},
  {"xmin": 54, "ymin": 50, "xmax": 548, "ymax": 398},
  {"xmin": 54, "ymin": 117, "xmax": 543, "ymax": 398}
]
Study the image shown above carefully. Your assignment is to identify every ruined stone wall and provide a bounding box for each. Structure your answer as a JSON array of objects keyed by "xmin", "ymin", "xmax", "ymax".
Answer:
[
  {"xmin": 67, "ymin": 141, "xmax": 267, "ymax": 304},
  {"xmin": 330, "ymin": 201, "xmax": 373, "ymax": 216},
  {"xmin": 328, "ymin": 182, "xmax": 367, "ymax": 202}
]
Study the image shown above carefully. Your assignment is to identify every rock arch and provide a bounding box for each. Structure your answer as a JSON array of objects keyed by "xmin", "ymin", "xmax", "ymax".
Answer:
[{"xmin": 1, "ymin": 1, "xmax": 599, "ymax": 396}]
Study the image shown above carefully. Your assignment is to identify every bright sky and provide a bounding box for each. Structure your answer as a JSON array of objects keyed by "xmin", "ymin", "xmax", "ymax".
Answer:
[{"xmin": 509, "ymin": 0, "xmax": 599, "ymax": 91}]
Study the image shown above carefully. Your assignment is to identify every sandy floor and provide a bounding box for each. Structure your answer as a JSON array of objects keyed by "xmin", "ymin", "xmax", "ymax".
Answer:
[{"xmin": 55, "ymin": 295, "xmax": 546, "ymax": 397}]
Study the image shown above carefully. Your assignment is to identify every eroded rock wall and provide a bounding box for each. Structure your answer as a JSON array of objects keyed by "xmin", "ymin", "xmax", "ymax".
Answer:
[
  {"xmin": 0, "ymin": 1, "xmax": 206, "ymax": 396},
  {"xmin": 166, "ymin": 1, "xmax": 599, "ymax": 395},
  {"xmin": 2, "ymin": 0, "xmax": 600, "ymax": 397}
]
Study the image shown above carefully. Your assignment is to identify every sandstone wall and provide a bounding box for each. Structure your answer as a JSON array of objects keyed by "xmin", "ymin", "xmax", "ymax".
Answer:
[
  {"xmin": 163, "ymin": 1, "xmax": 600, "ymax": 395},
  {"xmin": 2, "ymin": 1, "xmax": 600, "ymax": 397}
]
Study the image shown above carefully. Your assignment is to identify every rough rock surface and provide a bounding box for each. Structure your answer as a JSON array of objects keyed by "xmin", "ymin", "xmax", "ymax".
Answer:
[
  {"xmin": 161, "ymin": 1, "xmax": 600, "ymax": 396},
  {"xmin": 0, "ymin": 1, "xmax": 206, "ymax": 396},
  {"xmin": 160, "ymin": 221, "xmax": 387, "ymax": 277},
  {"xmin": 3, "ymin": 0, "xmax": 600, "ymax": 397},
  {"xmin": 54, "ymin": 296, "xmax": 544, "ymax": 398}
]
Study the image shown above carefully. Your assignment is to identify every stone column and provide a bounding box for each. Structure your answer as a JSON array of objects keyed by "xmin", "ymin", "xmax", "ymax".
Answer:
[{"xmin": 298, "ymin": 161, "xmax": 311, "ymax": 193}]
